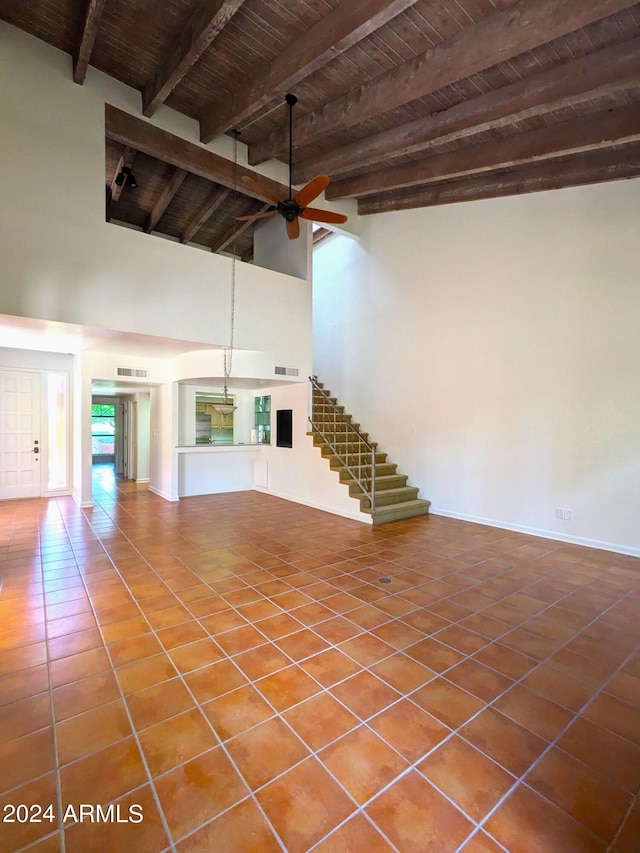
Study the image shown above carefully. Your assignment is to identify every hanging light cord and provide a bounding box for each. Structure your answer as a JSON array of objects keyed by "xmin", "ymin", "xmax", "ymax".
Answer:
[
  {"xmin": 236, "ymin": 98, "xmax": 285, "ymax": 133},
  {"xmin": 223, "ymin": 130, "xmax": 240, "ymax": 402}
]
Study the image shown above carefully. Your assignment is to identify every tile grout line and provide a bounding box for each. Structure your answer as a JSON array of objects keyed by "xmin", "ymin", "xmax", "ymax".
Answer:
[
  {"xmin": 4, "ymin": 489, "xmax": 638, "ymax": 853},
  {"xmin": 85, "ymin": 483, "xmax": 617, "ymax": 851},
  {"xmin": 37, "ymin": 504, "xmax": 67, "ymax": 853},
  {"xmin": 72, "ymin": 499, "xmax": 298, "ymax": 852},
  {"xmin": 50, "ymin": 498, "xmax": 179, "ymax": 853},
  {"xmin": 449, "ymin": 599, "xmax": 640, "ymax": 852},
  {"xmin": 81, "ymin": 485, "xmax": 436, "ymax": 850}
]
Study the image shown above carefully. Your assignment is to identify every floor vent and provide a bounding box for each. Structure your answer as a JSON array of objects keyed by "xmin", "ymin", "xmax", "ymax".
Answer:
[
  {"xmin": 275, "ymin": 366, "xmax": 299, "ymax": 376},
  {"xmin": 116, "ymin": 367, "xmax": 149, "ymax": 378}
]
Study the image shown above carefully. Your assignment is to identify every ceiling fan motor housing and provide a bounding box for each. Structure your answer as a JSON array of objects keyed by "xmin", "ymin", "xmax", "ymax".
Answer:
[{"xmin": 278, "ymin": 199, "xmax": 301, "ymax": 222}]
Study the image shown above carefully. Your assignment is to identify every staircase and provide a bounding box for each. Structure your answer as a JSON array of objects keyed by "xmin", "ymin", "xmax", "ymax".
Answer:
[{"xmin": 309, "ymin": 377, "xmax": 430, "ymax": 525}]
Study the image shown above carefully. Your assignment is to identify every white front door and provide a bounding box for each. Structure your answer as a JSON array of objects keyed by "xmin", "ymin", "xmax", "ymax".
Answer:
[{"xmin": 0, "ymin": 370, "xmax": 41, "ymax": 499}]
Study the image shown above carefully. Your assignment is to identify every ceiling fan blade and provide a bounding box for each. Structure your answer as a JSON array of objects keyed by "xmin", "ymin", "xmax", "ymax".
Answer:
[
  {"xmin": 241, "ymin": 175, "xmax": 281, "ymax": 205},
  {"xmin": 294, "ymin": 174, "xmax": 330, "ymax": 207},
  {"xmin": 286, "ymin": 218, "xmax": 300, "ymax": 240},
  {"xmin": 236, "ymin": 210, "xmax": 277, "ymax": 221},
  {"xmin": 300, "ymin": 207, "xmax": 348, "ymax": 225}
]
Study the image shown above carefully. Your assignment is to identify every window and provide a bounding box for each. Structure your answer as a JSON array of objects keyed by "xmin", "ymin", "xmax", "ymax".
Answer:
[
  {"xmin": 92, "ymin": 403, "xmax": 116, "ymax": 456},
  {"xmin": 47, "ymin": 372, "xmax": 68, "ymax": 491}
]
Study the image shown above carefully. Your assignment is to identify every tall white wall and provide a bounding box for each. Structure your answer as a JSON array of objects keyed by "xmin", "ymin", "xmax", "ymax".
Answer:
[
  {"xmin": 255, "ymin": 383, "xmax": 371, "ymax": 523},
  {"xmin": 149, "ymin": 383, "xmax": 179, "ymax": 501},
  {"xmin": 135, "ymin": 393, "xmax": 151, "ymax": 482},
  {"xmin": 0, "ymin": 24, "xmax": 311, "ymax": 373},
  {"xmin": 313, "ymin": 179, "xmax": 640, "ymax": 555},
  {"xmin": 254, "ymin": 215, "xmax": 312, "ymax": 281}
]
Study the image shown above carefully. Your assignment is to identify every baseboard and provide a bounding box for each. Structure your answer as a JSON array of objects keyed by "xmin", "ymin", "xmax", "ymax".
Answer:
[
  {"xmin": 430, "ymin": 507, "xmax": 640, "ymax": 559},
  {"xmin": 148, "ymin": 486, "xmax": 179, "ymax": 502},
  {"xmin": 135, "ymin": 477, "xmax": 150, "ymax": 484},
  {"xmin": 254, "ymin": 486, "xmax": 372, "ymax": 525},
  {"xmin": 72, "ymin": 491, "xmax": 94, "ymax": 509}
]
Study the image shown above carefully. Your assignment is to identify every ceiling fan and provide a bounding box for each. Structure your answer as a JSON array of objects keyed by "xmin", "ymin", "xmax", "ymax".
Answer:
[{"xmin": 237, "ymin": 93, "xmax": 348, "ymax": 239}]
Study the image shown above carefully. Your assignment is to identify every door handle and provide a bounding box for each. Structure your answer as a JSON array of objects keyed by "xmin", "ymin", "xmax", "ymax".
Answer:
[{"xmin": 33, "ymin": 446, "xmax": 39, "ymax": 454}]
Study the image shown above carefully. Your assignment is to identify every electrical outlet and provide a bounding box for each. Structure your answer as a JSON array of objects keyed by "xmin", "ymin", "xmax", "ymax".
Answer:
[
  {"xmin": 556, "ymin": 507, "xmax": 573, "ymax": 520},
  {"xmin": 555, "ymin": 508, "xmax": 564, "ymax": 520},
  {"xmin": 564, "ymin": 509, "xmax": 572, "ymax": 521}
]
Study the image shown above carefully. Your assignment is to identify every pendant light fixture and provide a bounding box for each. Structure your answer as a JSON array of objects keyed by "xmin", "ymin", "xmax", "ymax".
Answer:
[{"xmin": 214, "ymin": 130, "xmax": 240, "ymax": 419}]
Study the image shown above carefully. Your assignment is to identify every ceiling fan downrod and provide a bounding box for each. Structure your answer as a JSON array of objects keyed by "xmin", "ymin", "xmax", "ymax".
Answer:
[{"xmin": 285, "ymin": 92, "xmax": 298, "ymax": 201}]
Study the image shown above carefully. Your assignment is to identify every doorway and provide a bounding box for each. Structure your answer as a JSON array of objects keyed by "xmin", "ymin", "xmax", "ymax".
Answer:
[
  {"xmin": 0, "ymin": 369, "xmax": 41, "ymax": 499},
  {"xmin": 91, "ymin": 400, "xmax": 116, "ymax": 465}
]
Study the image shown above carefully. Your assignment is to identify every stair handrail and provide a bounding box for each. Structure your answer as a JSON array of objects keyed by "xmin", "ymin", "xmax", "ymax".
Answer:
[{"xmin": 308, "ymin": 376, "xmax": 376, "ymax": 511}]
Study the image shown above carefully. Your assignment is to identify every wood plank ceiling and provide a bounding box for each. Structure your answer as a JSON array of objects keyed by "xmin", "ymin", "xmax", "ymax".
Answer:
[{"xmin": 2, "ymin": 0, "xmax": 640, "ymax": 259}]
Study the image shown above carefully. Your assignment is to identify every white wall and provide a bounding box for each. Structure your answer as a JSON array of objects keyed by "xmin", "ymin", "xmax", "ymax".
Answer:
[
  {"xmin": 149, "ymin": 383, "xmax": 179, "ymax": 501},
  {"xmin": 313, "ymin": 179, "xmax": 640, "ymax": 555},
  {"xmin": 254, "ymin": 215, "xmax": 312, "ymax": 281},
  {"xmin": 0, "ymin": 24, "xmax": 311, "ymax": 373},
  {"xmin": 135, "ymin": 393, "xmax": 151, "ymax": 482},
  {"xmin": 255, "ymin": 383, "xmax": 371, "ymax": 523}
]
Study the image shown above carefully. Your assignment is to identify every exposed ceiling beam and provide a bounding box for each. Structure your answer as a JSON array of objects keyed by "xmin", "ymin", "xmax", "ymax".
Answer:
[
  {"xmin": 211, "ymin": 202, "xmax": 271, "ymax": 253},
  {"xmin": 73, "ymin": 0, "xmax": 106, "ymax": 85},
  {"xmin": 180, "ymin": 186, "xmax": 232, "ymax": 244},
  {"xmin": 358, "ymin": 144, "xmax": 640, "ymax": 215},
  {"xmin": 105, "ymin": 105, "xmax": 289, "ymax": 203},
  {"xmin": 249, "ymin": 0, "xmax": 639, "ymax": 165},
  {"xmin": 199, "ymin": 0, "xmax": 419, "ymax": 142},
  {"xmin": 296, "ymin": 37, "xmax": 640, "ymax": 183},
  {"xmin": 142, "ymin": 0, "xmax": 247, "ymax": 117},
  {"xmin": 313, "ymin": 227, "xmax": 332, "ymax": 246},
  {"xmin": 145, "ymin": 167, "xmax": 188, "ymax": 233},
  {"xmin": 106, "ymin": 147, "xmax": 135, "ymax": 221},
  {"xmin": 328, "ymin": 105, "xmax": 640, "ymax": 199}
]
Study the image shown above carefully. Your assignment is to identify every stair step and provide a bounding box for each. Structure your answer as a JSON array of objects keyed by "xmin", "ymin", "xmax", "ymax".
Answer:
[
  {"xmin": 313, "ymin": 397, "xmax": 342, "ymax": 409},
  {"xmin": 333, "ymin": 462, "xmax": 397, "ymax": 478},
  {"xmin": 311, "ymin": 378, "xmax": 430, "ymax": 525},
  {"xmin": 364, "ymin": 499, "xmax": 431, "ymax": 525},
  {"xmin": 320, "ymin": 447, "xmax": 388, "ymax": 465},
  {"xmin": 314, "ymin": 436, "xmax": 376, "ymax": 448},
  {"xmin": 359, "ymin": 485, "xmax": 419, "ymax": 507},
  {"xmin": 346, "ymin": 474, "xmax": 409, "ymax": 494},
  {"xmin": 312, "ymin": 420, "xmax": 362, "ymax": 433}
]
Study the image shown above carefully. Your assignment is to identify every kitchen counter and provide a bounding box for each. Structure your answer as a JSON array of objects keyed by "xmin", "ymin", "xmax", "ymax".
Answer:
[
  {"xmin": 176, "ymin": 443, "xmax": 263, "ymax": 450},
  {"xmin": 176, "ymin": 443, "xmax": 262, "ymax": 496}
]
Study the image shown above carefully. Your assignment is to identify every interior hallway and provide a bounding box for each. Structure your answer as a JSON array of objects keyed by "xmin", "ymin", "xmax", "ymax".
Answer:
[{"xmin": 0, "ymin": 469, "xmax": 639, "ymax": 852}]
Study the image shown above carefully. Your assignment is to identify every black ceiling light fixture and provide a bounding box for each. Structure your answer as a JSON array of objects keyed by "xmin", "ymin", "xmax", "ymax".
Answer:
[
  {"xmin": 236, "ymin": 94, "xmax": 348, "ymax": 239},
  {"xmin": 115, "ymin": 166, "xmax": 138, "ymax": 189}
]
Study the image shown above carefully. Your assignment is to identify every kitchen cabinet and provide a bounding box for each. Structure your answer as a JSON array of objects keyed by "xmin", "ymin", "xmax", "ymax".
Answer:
[{"xmin": 196, "ymin": 400, "xmax": 235, "ymax": 430}]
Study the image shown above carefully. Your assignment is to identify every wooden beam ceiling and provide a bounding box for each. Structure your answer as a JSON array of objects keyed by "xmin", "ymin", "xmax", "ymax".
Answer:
[
  {"xmin": 211, "ymin": 202, "xmax": 271, "ymax": 253},
  {"xmin": 358, "ymin": 144, "xmax": 640, "ymax": 215},
  {"xmin": 199, "ymin": 0, "xmax": 419, "ymax": 142},
  {"xmin": 248, "ymin": 0, "xmax": 639, "ymax": 166},
  {"xmin": 105, "ymin": 105, "xmax": 289, "ymax": 203},
  {"xmin": 142, "ymin": 0, "xmax": 247, "ymax": 117},
  {"xmin": 295, "ymin": 38, "xmax": 640, "ymax": 184},
  {"xmin": 328, "ymin": 106, "xmax": 640, "ymax": 199},
  {"xmin": 313, "ymin": 227, "xmax": 332, "ymax": 246},
  {"xmin": 145, "ymin": 167, "xmax": 188, "ymax": 233},
  {"xmin": 73, "ymin": 0, "xmax": 106, "ymax": 85},
  {"xmin": 180, "ymin": 186, "xmax": 232, "ymax": 244}
]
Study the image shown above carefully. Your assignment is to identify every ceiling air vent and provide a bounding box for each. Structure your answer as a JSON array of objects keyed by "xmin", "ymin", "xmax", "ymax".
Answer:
[
  {"xmin": 275, "ymin": 366, "xmax": 299, "ymax": 377},
  {"xmin": 116, "ymin": 367, "xmax": 149, "ymax": 378}
]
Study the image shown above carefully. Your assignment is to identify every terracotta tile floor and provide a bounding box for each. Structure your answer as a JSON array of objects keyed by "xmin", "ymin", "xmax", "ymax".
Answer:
[{"xmin": 1, "ymin": 466, "xmax": 639, "ymax": 853}]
